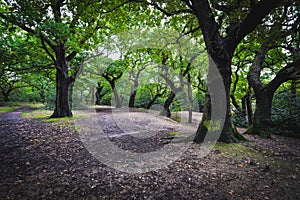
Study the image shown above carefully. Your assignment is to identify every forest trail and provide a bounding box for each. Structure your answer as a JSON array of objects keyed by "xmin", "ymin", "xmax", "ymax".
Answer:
[{"xmin": 0, "ymin": 108, "xmax": 299, "ymax": 199}]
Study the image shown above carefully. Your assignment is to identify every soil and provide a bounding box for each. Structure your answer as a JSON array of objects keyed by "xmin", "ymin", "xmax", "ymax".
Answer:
[{"xmin": 0, "ymin": 107, "xmax": 299, "ymax": 199}]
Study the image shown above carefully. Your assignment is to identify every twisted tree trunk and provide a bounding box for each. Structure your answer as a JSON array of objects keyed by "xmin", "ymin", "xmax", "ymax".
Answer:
[{"xmin": 162, "ymin": 91, "xmax": 176, "ymax": 118}]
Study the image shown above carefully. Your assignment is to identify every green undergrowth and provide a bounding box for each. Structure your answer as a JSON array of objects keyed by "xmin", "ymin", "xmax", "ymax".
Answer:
[
  {"xmin": 0, "ymin": 106, "xmax": 20, "ymax": 114},
  {"xmin": 167, "ymin": 131, "xmax": 180, "ymax": 136},
  {"xmin": 0, "ymin": 102, "xmax": 43, "ymax": 108},
  {"xmin": 0, "ymin": 102, "xmax": 43, "ymax": 114},
  {"xmin": 212, "ymin": 143, "xmax": 298, "ymax": 170},
  {"xmin": 22, "ymin": 109, "xmax": 89, "ymax": 123},
  {"xmin": 213, "ymin": 143, "xmax": 262, "ymax": 160}
]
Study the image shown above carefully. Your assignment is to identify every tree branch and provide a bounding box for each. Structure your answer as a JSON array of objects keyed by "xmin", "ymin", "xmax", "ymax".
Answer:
[
  {"xmin": 189, "ymin": 0, "xmax": 220, "ymax": 52},
  {"xmin": 132, "ymin": 0, "xmax": 193, "ymax": 17},
  {"xmin": 0, "ymin": 12, "xmax": 35, "ymax": 34},
  {"xmin": 100, "ymin": 0, "xmax": 132, "ymax": 14},
  {"xmin": 226, "ymin": 0, "xmax": 284, "ymax": 50},
  {"xmin": 268, "ymin": 59, "xmax": 300, "ymax": 92},
  {"xmin": 247, "ymin": 43, "xmax": 270, "ymax": 92},
  {"xmin": 149, "ymin": 1, "xmax": 193, "ymax": 17},
  {"xmin": 66, "ymin": 51, "xmax": 77, "ymax": 62},
  {"xmin": 210, "ymin": 0, "xmax": 238, "ymax": 14},
  {"xmin": 40, "ymin": 36, "xmax": 56, "ymax": 64},
  {"xmin": 182, "ymin": 26, "xmax": 200, "ymax": 35}
]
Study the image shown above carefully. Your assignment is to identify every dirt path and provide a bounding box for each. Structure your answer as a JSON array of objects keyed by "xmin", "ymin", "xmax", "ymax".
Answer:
[{"xmin": 0, "ymin": 108, "xmax": 299, "ymax": 199}]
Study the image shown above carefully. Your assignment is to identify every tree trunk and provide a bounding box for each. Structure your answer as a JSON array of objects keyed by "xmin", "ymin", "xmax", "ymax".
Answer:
[
  {"xmin": 129, "ymin": 80, "xmax": 138, "ymax": 108},
  {"xmin": 50, "ymin": 68, "xmax": 73, "ymax": 118},
  {"xmin": 245, "ymin": 90, "xmax": 253, "ymax": 125},
  {"xmin": 162, "ymin": 91, "xmax": 176, "ymax": 118},
  {"xmin": 187, "ymin": 74, "xmax": 193, "ymax": 123},
  {"xmin": 241, "ymin": 95, "xmax": 247, "ymax": 118},
  {"xmin": 248, "ymin": 91, "xmax": 273, "ymax": 138},
  {"xmin": 146, "ymin": 93, "xmax": 160, "ymax": 109},
  {"xmin": 95, "ymin": 94, "xmax": 101, "ymax": 105},
  {"xmin": 3, "ymin": 95, "xmax": 9, "ymax": 102},
  {"xmin": 69, "ymin": 82, "xmax": 74, "ymax": 110},
  {"xmin": 3, "ymin": 93, "xmax": 10, "ymax": 102},
  {"xmin": 50, "ymin": 44, "xmax": 76, "ymax": 118},
  {"xmin": 95, "ymin": 82, "xmax": 104, "ymax": 105},
  {"xmin": 246, "ymin": 44, "xmax": 300, "ymax": 137},
  {"xmin": 146, "ymin": 99, "xmax": 155, "ymax": 109},
  {"xmin": 91, "ymin": 86, "xmax": 95, "ymax": 105},
  {"xmin": 193, "ymin": 57, "xmax": 244, "ymax": 144},
  {"xmin": 128, "ymin": 90, "xmax": 136, "ymax": 108},
  {"xmin": 111, "ymin": 83, "xmax": 121, "ymax": 108},
  {"xmin": 194, "ymin": 91, "xmax": 241, "ymax": 143},
  {"xmin": 231, "ymin": 94, "xmax": 241, "ymax": 112}
]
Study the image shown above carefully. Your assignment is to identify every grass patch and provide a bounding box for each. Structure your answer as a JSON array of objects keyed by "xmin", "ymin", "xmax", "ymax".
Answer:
[
  {"xmin": 212, "ymin": 143, "xmax": 298, "ymax": 170},
  {"xmin": 22, "ymin": 111, "xmax": 30, "ymax": 117},
  {"xmin": 213, "ymin": 143, "xmax": 262, "ymax": 160},
  {"xmin": 0, "ymin": 106, "xmax": 19, "ymax": 114},
  {"xmin": 42, "ymin": 117, "xmax": 74, "ymax": 123},
  {"xmin": 23, "ymin": 109, "xmax": 89, "ymax": 123},
  {"xmin": 167, "ymin": 131, "xmax": 180, "ymax": 136},
  {"xmin": 0, "ymin": 102, "xmax": 43, "ymax": 108},
  {"xmin": 0, "ymin": 102, "xmax": 44, "ymax": 115},
  {"xmin": 24, "ymin": 110, "xmax": 53, "ymax": 119},
  {"xmin": 27, "ymin": 103, "xmax": 44, "ymax": 109}
]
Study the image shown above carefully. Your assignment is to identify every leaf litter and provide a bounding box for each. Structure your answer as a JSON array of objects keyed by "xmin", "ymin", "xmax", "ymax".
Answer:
[{"xmin": 0, "ymin": 107, "xmax": 299, "ymax": 199}]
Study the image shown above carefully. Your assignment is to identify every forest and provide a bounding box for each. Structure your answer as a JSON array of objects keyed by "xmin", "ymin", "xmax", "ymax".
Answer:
[{"xmin": 0, "ymin": 0, "xmax": 299, "ymax": 199}]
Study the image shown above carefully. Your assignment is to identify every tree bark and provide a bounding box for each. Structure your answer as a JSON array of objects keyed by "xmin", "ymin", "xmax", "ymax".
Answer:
[
  {"xmin": 128, "ymin": 90, "xmax": 137, "ymax": 108},
  {"xmin": 187, "ymin": 74, "xmax": 193, "ymax": 124},
  {"xmin": 128, "ymin": 80, "xmax": 138, "ymax": 108},
  {"xmin": 3, "ymin": 93, "xmax": 10, "ymax": 102},
  {"xmin": 50, "ymin": 68, "xmax": 73, "ymax": 118},
  {"xmin": 146, "ymin": 97, "xmax": 157, "ymax": 109},
  {"xmin": 246, "ymin": 44, "xmax": 272, "ymax": 137},
  {"xmin": 50, "ymin": 43, "xmax": 78, "ymax": 118},
  {"xmin": 69, "ymin": 82, "xmax": 74, "ymax": 110},
  {"xmin": 111, "ymin": 83, "xmax": 121, "ymax": 108},
  {"xmin": 91, "ymin": 86, "xmax": 95, "ymax": 105},
  {"xmin": 231, "ymin": 95, "xmax": 241, "ymax": 112},
  {"xmin": 146, "ymin": 91, "xmax": 164, "ymax": 109},
  {"xmin": 193, "ymin": 57, "xmax": 244, "ymax": 143},
  {"xmin": 95, "ymin": 82, "xmax": 104, "ymax": 105},
  {"xmin": 102, "ymin": 70, "xmax": 123, "ymax": 108},
  {"xmin": 249, "ymin": 91, "xmax": 273, "ymax": 138},
  {"xmin": 162, "ymin": 91, "xmax": 176, "ymax": 118},
  {"xmin": 245, "ymin": 90, "xmax": 253, "ymax": 125}
]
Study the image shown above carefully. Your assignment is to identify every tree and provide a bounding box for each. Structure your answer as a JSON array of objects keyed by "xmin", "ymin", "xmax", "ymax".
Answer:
[
  {"xmin": 0, "ymin": 24, "xmax": 42, "ymax": 102},
  {"xmin": 290, "ymin": 79, "xmax": 298, "ymax": 115},
  {"xmin": 246, "ymin": 2, "xmax": 300, "ymax": 137},
  {"xmin": 101, "ymin": 60, "xmax": 127, "ymax": 108},
  {"xmin": 247, "ymin": 50, "xmax": 299, "ymax": 137},
  {"xmin": 230, "ymin": 44, "xmax": 254, "ymax": 127},
  {"xmin": 191, "ymin": 0, "xmax": 287, "ymax": 143},
  {"xmin": 143, "ymin": 83, "xmax": 167, "ymax": 109},
  {"xmin": 127, "ymin": 50, "xmax": 148, "ymax": 108},
  {"xmin": 160, "ymin": 54, "xmax": 191, "ymax": 117},
  {"xmin": 0, "ymin": 69, "xmax": 27, "ymax": 101},
  {"xmin": 135, "ymin": 0, "xmax": 284, "ymax": 143},
  {"xmin": 22, "ymin": 72, "xmax": 55, "ymax": 104},
  {"xmin": 95, "ymin": 82, "xmax": 109, "ymax": 105},
  {"xmin": 0, "ymin": 0, "xmax": 132, "ymax": 117}
]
